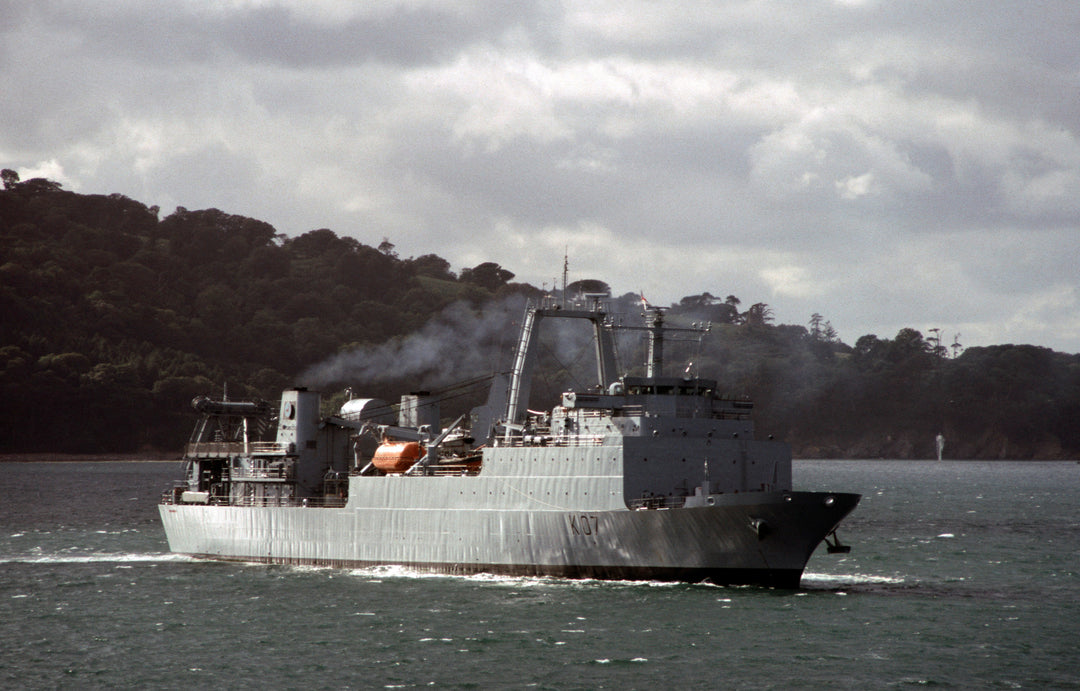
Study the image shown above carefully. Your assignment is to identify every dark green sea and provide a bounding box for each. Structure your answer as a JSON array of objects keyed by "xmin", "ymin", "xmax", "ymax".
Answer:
[{"xmin": 1, "ymin": 460, "xmax": 1077, "ymax": 689}]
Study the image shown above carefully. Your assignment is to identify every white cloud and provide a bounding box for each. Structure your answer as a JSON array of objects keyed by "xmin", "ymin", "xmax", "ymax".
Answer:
[
  {"xmin": 760, "ymin": 264, "xmax": 829, "ymax": 299},
  {"xmin": 15, "ymin": 159, "xmax": 74, "ymax": 188},
  {"xmin": 836, "ymin": 172, "xmax": 876, "ymax": 199}
]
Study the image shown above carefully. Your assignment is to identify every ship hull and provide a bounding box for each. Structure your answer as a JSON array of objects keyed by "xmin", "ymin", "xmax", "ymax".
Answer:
[{"xmin": 159, "ymin": 491, "xmax": 858, "ymax": 588}]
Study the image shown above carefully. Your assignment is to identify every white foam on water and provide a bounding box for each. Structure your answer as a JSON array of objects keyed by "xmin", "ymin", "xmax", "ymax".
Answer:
[
  {"xmin": 0, "ymin": 552, "xmax": 194, "ymax": 565},
  {"xmin": 341, "ymin": 564, "xmax": 463, "ymax": 581},
  {"xmin": 338, "ymin": 565, "xmax": 671, "ymax": 589},
  {"xmin": 802, "ymin": 572, "xmax": 905, "ymax": 586},
  {"xmin": 331, "ymin": 565, "xmax": 775, "ymax": 591},
  {"xmin": 355, "ymin": 567, "xmax": 568, "ymax": 589}
]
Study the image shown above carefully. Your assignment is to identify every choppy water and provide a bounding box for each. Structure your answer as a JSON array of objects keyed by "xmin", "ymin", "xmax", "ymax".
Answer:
[{"xmin": 1, "ymin": 460, "xmax": 1078, "ymax": 689}]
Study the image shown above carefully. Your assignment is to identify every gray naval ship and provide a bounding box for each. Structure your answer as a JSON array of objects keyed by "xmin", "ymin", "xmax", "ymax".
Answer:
[{"xmin": 160, "ymin": 295, "xmax": 859, "ymax": 587}]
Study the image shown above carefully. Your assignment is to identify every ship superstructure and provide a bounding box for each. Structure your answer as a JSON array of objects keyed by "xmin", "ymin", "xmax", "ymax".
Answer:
[{"xmin": 161, "ymin": 295, "xmax": 858, "ymax": 587}]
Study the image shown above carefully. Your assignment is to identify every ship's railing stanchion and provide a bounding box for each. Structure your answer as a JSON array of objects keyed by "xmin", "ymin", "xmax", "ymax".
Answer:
[{"xmin": 627, "ymin": 495, "xmax": 688, "ymax": 510}]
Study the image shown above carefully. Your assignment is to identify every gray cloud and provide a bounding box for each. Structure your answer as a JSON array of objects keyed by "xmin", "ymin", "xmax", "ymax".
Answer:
[{"xmin": 3, "ymin": 0, "xmax": 1079, "ymax": 352}]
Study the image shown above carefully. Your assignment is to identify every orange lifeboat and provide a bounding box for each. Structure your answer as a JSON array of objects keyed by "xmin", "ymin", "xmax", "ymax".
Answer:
[{"xmin": 372, "ymin": 441, "xmax": 422, "ymax": 472}]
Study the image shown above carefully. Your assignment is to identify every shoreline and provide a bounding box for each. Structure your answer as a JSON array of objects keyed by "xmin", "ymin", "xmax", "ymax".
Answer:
[
  {"xmin": 792, "ymin": 457, "xmax": 1080, "ymax": 462},
  {"xmin": 1, "ymin": 453, "xmax": 1074, "ymax": 463},
  {"xmin": 0, "ymin": 453, "xmax": 181, "ymax": 463}
]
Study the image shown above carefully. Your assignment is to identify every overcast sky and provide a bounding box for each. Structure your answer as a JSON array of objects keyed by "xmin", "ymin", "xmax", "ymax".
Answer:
[{"xmin": 3, "ymin": 1, "xmax": 1079, "ymax": 353}]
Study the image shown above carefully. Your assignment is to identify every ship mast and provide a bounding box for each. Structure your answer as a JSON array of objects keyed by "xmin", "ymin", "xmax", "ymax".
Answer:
[
  {"xmin": 561, "ymin": 250, "xmax": 568, "ymax": 309},
  {"xmin": 623, "ymin": 304, "xmax": 711, "ymax": 380},
  {"xmin": 645, "ymin": 308, "xmax": 664, "ymax": 378},
  {"xmin": 503, "ymin": 298, "xmax": 618, "ymax": 431}
]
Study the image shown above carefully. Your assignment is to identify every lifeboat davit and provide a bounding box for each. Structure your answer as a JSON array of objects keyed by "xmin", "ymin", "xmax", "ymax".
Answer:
[{"xmin": 372, "ymin": 441, "xmax": 422, "ymax": 472}]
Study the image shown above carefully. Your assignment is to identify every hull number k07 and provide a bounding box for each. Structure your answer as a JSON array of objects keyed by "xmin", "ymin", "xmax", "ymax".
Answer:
[{"xmin": 568, "ymin": 514, "xmax": 599, "ymax": 536}]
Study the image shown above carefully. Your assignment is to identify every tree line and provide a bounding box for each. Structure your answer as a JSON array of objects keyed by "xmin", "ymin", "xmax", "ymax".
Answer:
[{"xmin": 2, "ymin": 171, "xmax": 1078, "ymax": 458}]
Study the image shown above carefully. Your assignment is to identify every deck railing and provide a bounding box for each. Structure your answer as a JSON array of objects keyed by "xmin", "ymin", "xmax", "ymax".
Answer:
[
  {"xmin": 627, "ymin": 495, "xmax": 688, "ymax": 510},
  {"xmin": 497, "ymin": 434, "xmax": 606, "ymax": 448},
  {"xmin": 422, "ymin": 464, "xmax": 482, "ymax": 477},
  {"xmin": 229, "ymin": 465, "xmax": 293, "ymax": 480},
  {"xmin": 185, "ymin": 441, "xmax": 288, "ymax": 458},
  {"xmin": 160, "ymin": 490, "xmax": 346, "ymax": 508}
]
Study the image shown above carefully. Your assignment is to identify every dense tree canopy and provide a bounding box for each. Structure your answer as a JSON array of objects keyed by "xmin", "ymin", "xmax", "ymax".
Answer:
[
  {"xmin": 0, "ymin": 179, "xmax": 508, "ymax": 451},
  {"xmin": 2, "ymin": 177, "xmax": 1078, "ymax": 458}
]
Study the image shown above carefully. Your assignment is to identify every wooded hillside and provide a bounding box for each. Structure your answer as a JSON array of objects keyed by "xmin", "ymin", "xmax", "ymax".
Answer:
[{"xmin": 2, "ymin": 172, "xmax": 1078, "ymax": 458}]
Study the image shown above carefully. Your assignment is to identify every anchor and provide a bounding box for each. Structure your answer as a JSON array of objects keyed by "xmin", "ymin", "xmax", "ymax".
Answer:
[{"xmin": 824, "ymin": 529, "xmax": 851, "ymax": 554}]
